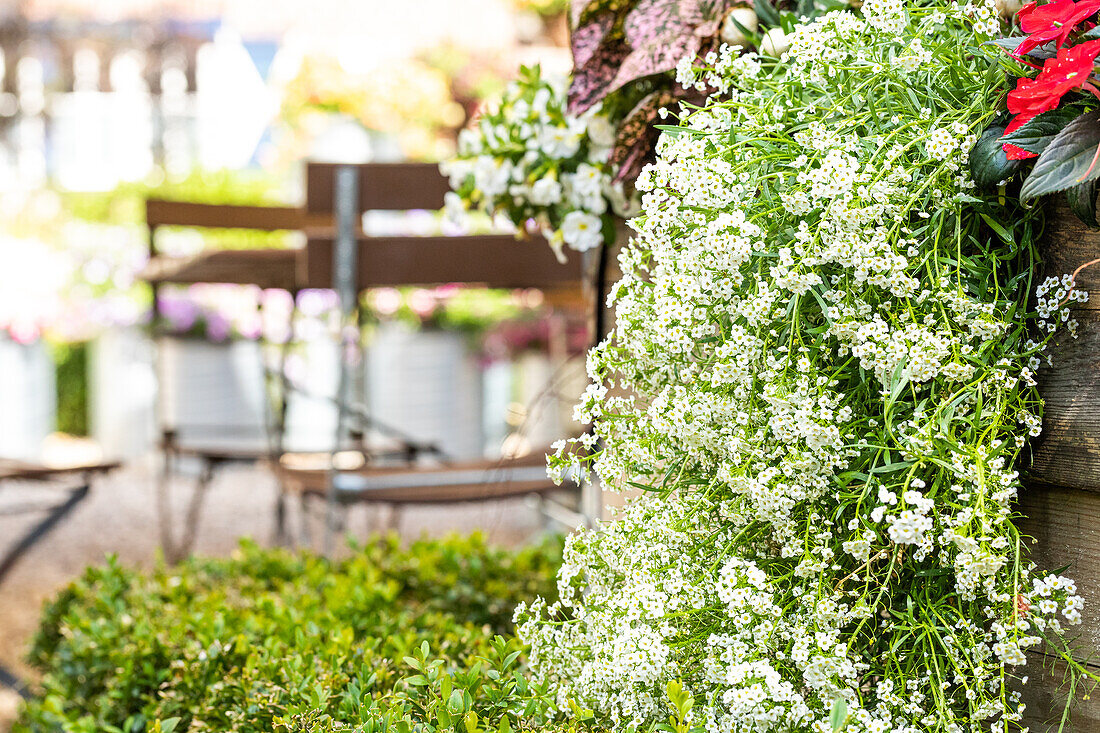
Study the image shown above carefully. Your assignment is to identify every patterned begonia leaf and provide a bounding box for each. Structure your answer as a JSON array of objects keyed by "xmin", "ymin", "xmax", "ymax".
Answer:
[
  {"xmin": 623, "ymin": 0, "xmax": 688, "ymax": 46},
  {"xmin": 678, "ymin": 0, "xmax": 728, "ymax": 36},
  {"xmin": 609, "ymin": 87, "xmax": 704, "ymax": 182},
  {"xmin": 609, "ymin": 90, "xmax": 676, "ymax": 181},
  {"xmin": 572, "ymin": 13, "xmax": 617, "ymax": 68},
  {"xmin": 568, "ymin": 37, "xmax": 632, "ymax": 114},
  {"xmin": 608, "ymin": 33, "xmax": 701, "ymax": 99}
]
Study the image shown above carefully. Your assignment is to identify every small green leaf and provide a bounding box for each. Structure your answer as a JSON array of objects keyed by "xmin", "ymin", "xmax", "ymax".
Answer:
[
  {"xmin": 830, "ymin": 697, "xmax": 848, "ymax": 731},
  {"xmin": 1021, "ymin": 111, "xmax": 1100, "ymax": 200},
  {"xmin": 158, "ymin": 718, "xmax": 182, "ymax": 733}
]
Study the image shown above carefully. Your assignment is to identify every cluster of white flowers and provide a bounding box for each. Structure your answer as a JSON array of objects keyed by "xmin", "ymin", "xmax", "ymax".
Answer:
[
  {"xmin": 525, "ymin": 2, "xmax": 1091, "ymax": 731},
  {"xmin": 441, "ymin": 66, "xmax": 636, "ymax": 257}
]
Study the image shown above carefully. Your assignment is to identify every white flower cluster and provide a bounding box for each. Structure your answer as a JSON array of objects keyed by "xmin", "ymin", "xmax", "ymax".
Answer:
[
  {"xmin": 528, "ymin": 2, "xmax": 1090, "ymax": 731},
  {"xmin": 440, "ymin": 66, "xmax": 636, "ymax": 257}
]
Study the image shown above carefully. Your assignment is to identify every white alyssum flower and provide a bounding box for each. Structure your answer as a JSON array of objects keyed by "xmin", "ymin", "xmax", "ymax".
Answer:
[
  {"xmin": 527, "ymin": 3, "xmax": 1090, "ymax": 731},
  {"xmin": 443, "ymin": 66, "xmax": 634, "ymax": 253},
  {"xmin": 561, "ymin": 211, "xmax": 604, "ymax": 252}
]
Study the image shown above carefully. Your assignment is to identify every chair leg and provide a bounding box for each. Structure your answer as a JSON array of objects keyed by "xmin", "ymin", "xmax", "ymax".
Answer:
[
  {"xmin": 0, "ymin": 662, "xmax": 29, "ymax": 699},
  {"xmin": 169, "ymin": 460, "xmax": 216, "ymax": 564},
  {"xmin": 298, "ymin": 493, "xmax": 314, "ymax": 548},
  {"xmin": 155, "ymin": 447, "xmax": 177, "ymax": 561},
  {"xmin": 386, "ymin": 504, "xmax": 402, "ymax": 534},
  {"xmin": 273, "ymin": 485, "xmax": 289, "ymax": 547}
]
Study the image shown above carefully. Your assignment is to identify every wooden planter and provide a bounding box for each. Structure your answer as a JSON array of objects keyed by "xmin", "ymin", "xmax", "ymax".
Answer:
[{"xmin": 1019, "ymin": 204, "xmax": 1100, "ymax": 729}]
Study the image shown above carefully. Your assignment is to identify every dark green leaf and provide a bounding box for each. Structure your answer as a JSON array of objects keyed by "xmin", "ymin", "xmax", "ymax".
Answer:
[
  {"xmin": 754, "ymin": 0, "xmax": 780, "ymax": 26},
  {"xmin": 969, "ymin": 123, "xmax": 1023, "ymax": 189},
  {"xmin": 1066, "ymin": 177, "xmax": 1100, "ymax": 228},
  {"xmin": 1001, "ymin": 108, "xmax": 1081, "ymax": 155},
  {"xmin": 1021, "ymin": 111, "xmax": 1100, "ymax": 199}
]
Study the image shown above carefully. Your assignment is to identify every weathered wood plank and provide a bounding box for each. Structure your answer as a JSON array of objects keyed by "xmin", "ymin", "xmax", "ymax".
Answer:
[
  {"xmin": 1018, "ymin": 207, "xmax": 1100, "ymax": 728},
  {"xmin": 1016, "ymin": 485, "xmax": 1100, "ymax": 729},
  {"xmin": 1038, "ymin": 202, "xmax": 1100, "ymax": 312},
  {"xmin": 1028, "ymin": 309, "xmax": 1100, "ymax": 492}
]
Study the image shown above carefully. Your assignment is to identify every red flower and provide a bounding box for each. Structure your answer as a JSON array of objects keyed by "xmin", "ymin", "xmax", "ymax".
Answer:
[
  {"xmin": 1002, "ymin": 39, "xmax": 1100, "ymax": 159},
  {"xmin": 1003, "ymin": 115, "xmax": 1040, "ymax": 159},
  {"xmin": 1015, "ymin": 0, "xmax": 1100, "ymax": 56}
]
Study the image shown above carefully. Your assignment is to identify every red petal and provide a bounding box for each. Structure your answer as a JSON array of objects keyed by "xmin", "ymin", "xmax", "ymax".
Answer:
[{"xmin": 1004, "ymin": 142, "xmax": 1039, "ymax": 160}]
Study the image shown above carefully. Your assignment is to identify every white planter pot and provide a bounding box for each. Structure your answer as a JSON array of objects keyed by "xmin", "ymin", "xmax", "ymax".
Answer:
[
  {"xmin": 0, "ymin": 337, "xmax": 55, "ymax": 459},
  {"xmin": 156, "ymin": 337, "xmax": 269, "ymax": 451},
  {"xmin": 281, "ymin": 336, "xmax": 340, "ymax": 453},
  {"xmin": 89, "ymin": 327, "xmax": 157, "ymax": 459},
  {"xmin": 513, "ymin": 352, "xmax": 567, "ymax": 451},
  {"xmin": 365, "ymin": 324, "xmax": 484, "ymax": 459}
]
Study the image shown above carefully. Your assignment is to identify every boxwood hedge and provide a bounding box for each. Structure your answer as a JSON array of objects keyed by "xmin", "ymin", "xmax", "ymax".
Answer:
[{"xmin": 14, "ymin": 534, "xmax": 565, "ymax": 733}]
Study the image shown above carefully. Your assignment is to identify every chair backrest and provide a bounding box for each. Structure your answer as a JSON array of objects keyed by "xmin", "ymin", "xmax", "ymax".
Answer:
[
  {"xmin": 305, "ymin": 162, "xmax": 451, "ymax": 217},
  {"xmin": 146, "ymin": 200, "xmax": 304, "ymax": 234},
  {"xmin": 301, "ymin": 162, "xmax": 584, "ymax": 292}
]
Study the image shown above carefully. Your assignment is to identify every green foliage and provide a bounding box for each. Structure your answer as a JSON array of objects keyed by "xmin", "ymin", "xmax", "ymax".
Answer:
[
  {"xmin": 63, "ymin": 169, "xmax": 292, "ymax": 252},
  {"xmin": 50, "ymin": 341, "xmax": 89, "ymax": 436},
  {"xmin": 15, "ymin": 535, "xmax": 563, "ymax": 733}
]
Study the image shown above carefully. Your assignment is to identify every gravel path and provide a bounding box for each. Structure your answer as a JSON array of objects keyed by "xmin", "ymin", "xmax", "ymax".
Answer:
[{"xmin": 0, "ymin": 457, "xmax": 554, "ymax": 730}]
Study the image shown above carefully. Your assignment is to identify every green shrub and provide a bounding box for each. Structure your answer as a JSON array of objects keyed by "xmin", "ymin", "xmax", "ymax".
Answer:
[{"xmin": 15, "ymin": 534, "xmax": 563, "ymax": 733}]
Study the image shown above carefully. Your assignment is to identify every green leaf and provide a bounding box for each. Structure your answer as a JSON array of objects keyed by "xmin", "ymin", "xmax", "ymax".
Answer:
[
  {"xmin": 158, "ymin": 719, "xmax": 182, "ymax": 733},
  {"xmin": 754, "ymin": 0, "xmax": 780, "ymax": 26},
  {"xmin": 984, "ymin": 36, "xmax": 1057, "ymax": 59},
  {"xmin": 1066, "ymin": 177, "xmax": 1100, "ymax": 228},
  {"xmin": 830, "ymin": 697, "xmax": 848, "ymax": 731},
  {"xmin": 1001, "ymin": 108, "xmax": 1081, "ymax": 155},
  {"xmin": 979, "ymin": 213, "xmax": 1013, "ymax": 243},
  {"xmin": 1021, "ymin": 111, "xmax": 1100, "ymax": 200},
  {"xmin": 969, "ymin": 123, "xmax": 1022, "ymax": 189}
]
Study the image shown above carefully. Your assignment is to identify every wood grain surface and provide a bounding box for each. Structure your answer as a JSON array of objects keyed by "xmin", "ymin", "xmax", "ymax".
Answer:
[{"xmin": 1020, "ymin": 206, "xmax": 1100, "ymax": 728}]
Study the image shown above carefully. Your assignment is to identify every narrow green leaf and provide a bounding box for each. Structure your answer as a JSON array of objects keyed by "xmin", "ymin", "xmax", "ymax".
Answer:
[{"xmin": 754, "ymin": 0, "xmax": 781, "ymax": 26}]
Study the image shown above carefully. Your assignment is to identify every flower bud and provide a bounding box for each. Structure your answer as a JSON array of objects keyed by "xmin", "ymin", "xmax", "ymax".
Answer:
[
  {"xmin": 720, "ymin": 8, "xmax": 759, "ymax": 46},
  {"xmin": 760, "ymin": 27, "xmax": 790, "ymax": 57}
]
